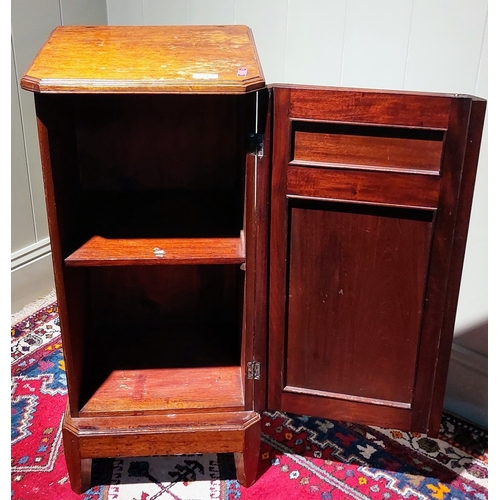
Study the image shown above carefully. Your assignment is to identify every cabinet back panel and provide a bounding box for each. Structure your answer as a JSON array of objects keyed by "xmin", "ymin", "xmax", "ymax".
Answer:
[
  {"xmin": 285, "ymin": 200, "xmax": 433, "ymax": 405},
  {"xmin": 78, "ymin": 189, "xmax": 243, "ymax": 239},
  {"xmin": 89, "ymin": 265, "xmax": 241, "ymax": 325},
  {"xmin": 79, "ymin": 321, "xmax": 242, "ymax": 411},
  {"xmin": 74, "ymin": 94, "xmax": 249, "ymax": 191},
  {"xmin": 291, "ymin": 121, "xmax": 444, "ymax": 173},
  {"xmin": 80, "ymin": 265, "xmax": 244, "ymax": 410}
]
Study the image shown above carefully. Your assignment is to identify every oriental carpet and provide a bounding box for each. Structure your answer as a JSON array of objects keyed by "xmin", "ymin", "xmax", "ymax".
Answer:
[{"xmin": 11, "ymin": 300, "xmax": 488, "ymax": 499}]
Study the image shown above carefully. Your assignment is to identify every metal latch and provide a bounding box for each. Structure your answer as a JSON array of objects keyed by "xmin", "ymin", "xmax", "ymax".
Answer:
[
  {"xmin": 249, "ymin": 133, "xmax": 264, "ymax": 158},
  {"xmin": 247, "ymin": 361, "xmax": 261, "ymax": 380}
]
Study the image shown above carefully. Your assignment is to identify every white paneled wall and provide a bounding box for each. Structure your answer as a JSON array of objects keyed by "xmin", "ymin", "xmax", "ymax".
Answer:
[
  {"xmin": 11, "ymin": 46, "xmax": 36, "ymax": 251},
  {"xmin": 341, "ymin": 0, "xmax": 413, "ymax": 89},
  {"xmin": 235, "ymin": 0, "xmax": 289, "ymax": 83},
  {"xmin": 404, "ymin": 0, "xmax": 487, "ymax": 94},
  {"xmin": 284, "ymin": 0, "xmax": 345, "ymax": 86},
  {"xmin": 11, "ymin": 0, "xmax": 108, "ymax": 313}
]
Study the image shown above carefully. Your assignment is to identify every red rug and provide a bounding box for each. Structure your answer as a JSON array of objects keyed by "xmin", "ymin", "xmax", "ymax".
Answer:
[{"xmin": 12, "ymin": 302, "xmax": 488, "ymax": 499}]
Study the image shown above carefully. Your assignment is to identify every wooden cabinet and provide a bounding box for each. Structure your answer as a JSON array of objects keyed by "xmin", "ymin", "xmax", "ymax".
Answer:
[{"xmin": 21, "ymin": 26, "xmax": 486, "ymax": 494}]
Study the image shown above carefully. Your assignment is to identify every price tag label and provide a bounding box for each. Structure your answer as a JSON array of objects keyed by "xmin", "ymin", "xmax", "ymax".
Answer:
[{"xmin": 192, "ymin": 73, "xmax": 219, "ymax": 80}]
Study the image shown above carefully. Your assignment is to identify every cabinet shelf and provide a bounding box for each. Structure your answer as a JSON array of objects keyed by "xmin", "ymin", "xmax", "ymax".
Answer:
[
  {"xmin": 79, "ymin": 366, "xmax": 244, "ymax": 417},
  {"xmin": 65, "ymin": 234, "xmax": 245, "ymax": 266},
  {"xmin": 78, "ymin": 320, "xmax": 243, "ymax": 415}
]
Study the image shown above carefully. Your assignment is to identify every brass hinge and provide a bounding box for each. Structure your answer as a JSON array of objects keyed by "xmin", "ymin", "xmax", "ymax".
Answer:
[
  {"xmin": 246, "ymin": 361, "xmax": 261, "ymax": 380},
  {"xmin": 249, "ymin": 133, "xmax": 264, "ymax": 158}
]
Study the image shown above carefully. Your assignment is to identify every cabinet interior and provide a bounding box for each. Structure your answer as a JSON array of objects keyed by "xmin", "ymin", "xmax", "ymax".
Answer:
[{"xmin": 49, "ymin": 93, "xmax": 253, "ymax": 415}]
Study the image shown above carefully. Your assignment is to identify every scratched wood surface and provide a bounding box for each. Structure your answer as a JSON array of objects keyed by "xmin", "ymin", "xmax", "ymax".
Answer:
[
  {"xmin": 20, "ymin": 25, "xmax": 265, "ymax": 94},
  {"xmin": 79, "ymin": 366, "xmax": 244, "ymax": 416},
  {"xmin": 65, "ymin": 235, "xmax": 245, "ymax": 266}
]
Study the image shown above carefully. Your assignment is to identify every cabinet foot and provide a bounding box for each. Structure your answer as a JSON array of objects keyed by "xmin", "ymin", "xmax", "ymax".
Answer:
[
  {"xmin": 62, "ymin": 427, "xmax": 92, "ymax": 494},
  {"xmin": 234, "ymin": 416, "xmax": 261, "ymax": 487}
]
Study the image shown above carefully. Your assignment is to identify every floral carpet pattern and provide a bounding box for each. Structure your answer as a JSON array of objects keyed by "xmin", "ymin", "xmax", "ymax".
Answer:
[{"xmin": 11, "ymin": 302, "xmax": 488, "ymax": 499}]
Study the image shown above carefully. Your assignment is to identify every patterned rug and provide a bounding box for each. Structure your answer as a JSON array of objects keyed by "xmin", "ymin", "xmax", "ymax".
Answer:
[{"xmin": 11, "ymin": 301, "xmax": 488, "ymax": 499}]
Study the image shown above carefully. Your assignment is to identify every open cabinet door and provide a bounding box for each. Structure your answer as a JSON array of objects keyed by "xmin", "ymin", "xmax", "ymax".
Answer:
[{"xmin": 267, "ymin": 85, "xmax": 485, "ymax": 435}]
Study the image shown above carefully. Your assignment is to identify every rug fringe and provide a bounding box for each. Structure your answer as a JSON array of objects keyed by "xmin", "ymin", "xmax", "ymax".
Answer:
[{"xmin": 11, "ymin": 289, "xmax": 58, "ymax": 326}]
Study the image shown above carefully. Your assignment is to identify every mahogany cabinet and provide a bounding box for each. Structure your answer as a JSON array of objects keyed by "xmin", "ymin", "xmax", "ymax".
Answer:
[{"xmin": 20, "ymin": 25, "xmax": 486, "ymax": 494}]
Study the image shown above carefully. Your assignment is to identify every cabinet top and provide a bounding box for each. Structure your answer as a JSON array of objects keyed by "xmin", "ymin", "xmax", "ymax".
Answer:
[{"xmin": 20, "ymin": 25, "xmax": 266, "ymax": 94}]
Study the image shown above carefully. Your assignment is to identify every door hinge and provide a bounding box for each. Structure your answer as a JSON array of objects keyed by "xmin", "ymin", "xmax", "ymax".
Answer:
[
  {"xmin": 247, "ymin": 361, "xmax": 261, "ymax": 380},
  {"xmin": 249, "ymin": 133, "xmax": 264, "ymax": 158}
]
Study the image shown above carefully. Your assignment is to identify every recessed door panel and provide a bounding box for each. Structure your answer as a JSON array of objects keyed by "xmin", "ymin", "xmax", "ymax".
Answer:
[{"xmin": 286, "ymin": 200, "xmax": 432, "ymax": 406}]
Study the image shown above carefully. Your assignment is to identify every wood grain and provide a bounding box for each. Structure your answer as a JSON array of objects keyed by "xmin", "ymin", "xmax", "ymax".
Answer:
[
  {"xmin": 251, "ymin": 88, "xmax": 273, "ymax": 413},
  {"xmin": 235, "ymin": 414, "xmax": 261, "ymax": 487},
  {"xmin": 426, "ymin": 97, "xmax": 486, "ymax": 434},
  {"xmin": 268, "ymin": 85, "xmax": 486, "ymax": 434},
  {"xmin": 285, "ymin": 201, "xmax": 432, "ymax": 406},
  {"xmin": 20, "ymin": 25, "xmax": 265, "ymax": 94},
  {"xmin": 63, "ymin": 406, "xmax": 261, "ymax": 492},
  {"xmin": 79, "ymin": 366, "xmax": 244, "ymax": 416},
  {"xmin": 66, "ymin": 409, "xmax": 261, "ymax": 463},
  {"xmin": 267, "ymin": 86, "xmax": 291, "ymax": 410},
  {"xmin": 287, "ymin": 165, "xmax": 440, "ymax": 209},
  {"xmin": 74, "ymin": 93, "xmax": 247, "ymax": 192},
  {"xmin": 292, "ymin": 121, "xmax": 444, "ymax": 173},
  {"xmin": 87, "ymin": 263, "xmax": 240, "ymax": 325},
  {"xmin": 26, "ymin": 22, "xmax": 486, "ymax": 482},
  {"xmin": 65, "ymin": 235, "xmax": 245, "ymax": 266},
  {"xmin": 280, "ymin": 392, "xmax": 412, "ymax": 431},
  {"xmin": 410, "ymin": 96, "xmax": 487, "ymax": 435},
  {"xmin": 34, "ymin": 94, "xmax": 89, "ymax": 417},
  {"xmin": 286, "ymin": 86, "xmax": 452, "ymax": 128}
]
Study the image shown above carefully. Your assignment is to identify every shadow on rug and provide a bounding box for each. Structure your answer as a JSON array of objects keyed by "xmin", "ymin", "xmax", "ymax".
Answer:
[{"xmin": 11, "ymin": 303, "xmax": 488, "ymax": 499}]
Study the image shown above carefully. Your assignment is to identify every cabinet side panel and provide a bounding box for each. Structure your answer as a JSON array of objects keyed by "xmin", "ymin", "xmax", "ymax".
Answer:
[
  {"xmin": 251, "ymin": 87, "xmax": 273, "ymax": 412},
  {"xmin": 286, "ymin": 201, "xmax": 433, "ymax": 405},
  {"xmin": 413, "ymin": 98, "xmax": 487, "ymax": 434},
  {"xmin": 34, "ymin": 94, "xmax": 89, "ymax": 416},
  {"xmin": 428, "ymin": 98, "xmax": 486, "ymax": 433},
  {"xmin": 268, "ymin": 87, "xmax": 291, "ymax": 410}
]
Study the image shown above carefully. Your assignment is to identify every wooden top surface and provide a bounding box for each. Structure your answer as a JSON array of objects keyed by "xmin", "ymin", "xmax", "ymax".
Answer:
[{"xmin": 20, "ymin": 25, "xmax": 265, "ymax": 94}]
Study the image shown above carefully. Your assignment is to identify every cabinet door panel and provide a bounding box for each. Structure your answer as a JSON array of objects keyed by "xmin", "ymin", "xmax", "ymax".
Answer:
[
  {"xmin": 291, "ymin": 121, "xmax": 444, "ymax": 173},
  {"xmin": 286, "ymin": 201, "xmax": 432, "ymax": 407},
  {"xmin": 287, "ymin": 166, "xmax": 440, "ymax": 209},
  {"xmin": 268, "ymin": 85, "xmax": 486, "ymax": 434}
]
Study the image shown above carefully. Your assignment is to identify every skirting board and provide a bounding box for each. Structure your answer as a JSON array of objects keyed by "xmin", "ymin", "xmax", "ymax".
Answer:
[
  {"xmin": 11, "ymin": 238, "xmax": 54, "ymax": 315},
  {"xmin": 444, "ymin": 343, "xmax": 488, "ymax": 429}
]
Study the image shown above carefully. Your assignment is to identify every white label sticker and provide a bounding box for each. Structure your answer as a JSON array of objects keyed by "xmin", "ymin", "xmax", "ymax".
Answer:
[{"xmin": 192, "ymin": 73, "xmax": 219, "ymax": 80}]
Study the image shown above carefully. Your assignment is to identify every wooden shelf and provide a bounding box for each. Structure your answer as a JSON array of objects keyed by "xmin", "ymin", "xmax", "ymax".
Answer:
[
  {"xmin": 79, "ymin": 366, "xmax": 244, "ymax": 417},
  {"xmin": 65, "ymin": 235, "xmax": 245, "ymax": 266}
]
